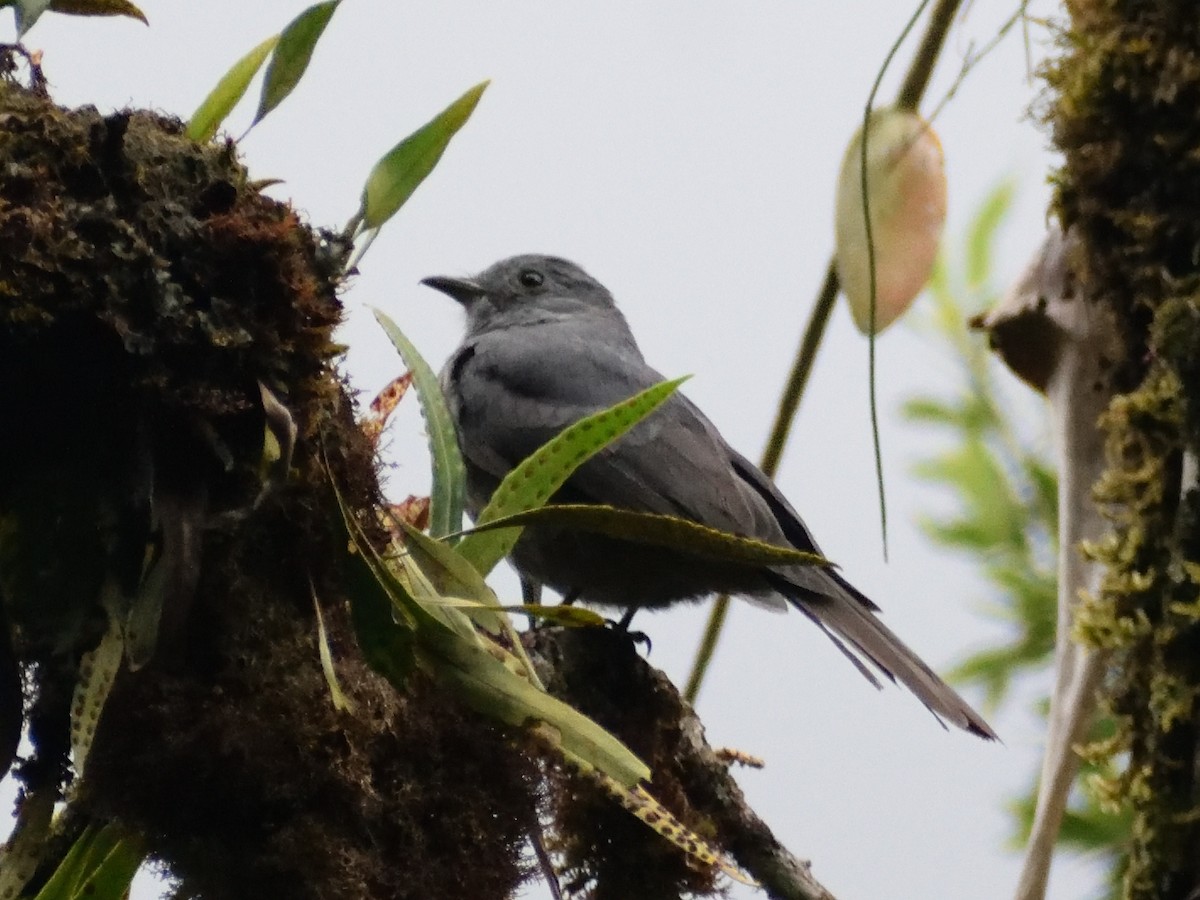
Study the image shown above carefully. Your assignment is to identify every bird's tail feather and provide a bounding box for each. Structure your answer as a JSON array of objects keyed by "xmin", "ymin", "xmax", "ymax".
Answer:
[{"xmin": 778, "ymin": 571, "xmax": 997, "ymax": 740}]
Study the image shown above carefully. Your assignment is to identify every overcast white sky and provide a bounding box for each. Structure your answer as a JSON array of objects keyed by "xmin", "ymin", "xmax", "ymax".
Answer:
[{"xmin": 3, "ymin": 2, "xmax": 1105, "ymax": 898}]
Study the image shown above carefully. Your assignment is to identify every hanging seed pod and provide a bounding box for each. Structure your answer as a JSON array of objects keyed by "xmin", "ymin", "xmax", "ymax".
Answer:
[{"xmin": 835, "ymin": 108, "xmax": 947, "ymax": 335}]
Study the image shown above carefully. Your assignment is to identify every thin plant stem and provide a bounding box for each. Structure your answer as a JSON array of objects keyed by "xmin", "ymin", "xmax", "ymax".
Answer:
[{"xmin": 683, "ymin": 0, "xmax": 965, "ymax": 706}]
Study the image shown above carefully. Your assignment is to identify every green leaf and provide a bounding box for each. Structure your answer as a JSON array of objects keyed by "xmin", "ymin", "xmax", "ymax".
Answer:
[
  {"xmin": 50, "ymin": 0, "xmax": 145, "ymax": 17},
  {"xmin": 901, "ymin": 397, "xmax": 965, "ymax": 427},
  {"xmin": 912, "ymin": 438, "xmax": 1026, "ymax": 551},
  {"xmin": 0, "ymin": 785, "xmax": 53, "ymax": 898},
  {"xmin": 455, "ymin": 377, "xmax": 688, "ymax": 576},
  {"xmin": 32, "ymin": 824, "xmax": 144, "ymax": 900},
  {"xmin": 329, "ymin": 467, "xmax": 648, "ymax": 787},
  {"xmin": 394, "ymin": 524, "xmax": 549, "ymax": 689},
  {"xmin": 186, "ymin": 33, "xmax": 280, "ymax": 142},
  {"xmin": 397, "ymin": 523, "xmax": 503, "ymax": 624},
  {"xmin": 391, "ymin": 548, "xmax": 487, "ymax": 643},
  {"xmin": 372, "ymin": 309, "xmax": 466, "ymax": 539},
  {"xmin": 11, "ymin": 0, "xmax": 148, "ymax": 31},
  {"xmin": 423, "ymin": 627, "xmax": 649, "ymax": 787},
  {"xmin": 327, "ymin": 465, "xmax": 420, "ymax": 686},
  {"xmin": 312, "ymin": 584, "xmax": 356, "ymax": 714},
  {"xmin": 966, "ymin": 180, "xmax": 1015, "ymax": 288},
  {"xmin": 1024, "ymin": 456, "xmax": 1060, "ymax": 534},
  {"xmin": 502, "ymin": 604, "xmax": 608, "ymax": 628},
  {"xmin": 343, "ymin": 544, "xmax": 418, "ymax": 688},
  {"xmin": 252, "ymin": 1, "xmax": 340, "ymax": 129},
  {"xmin": 12, "ymin": 0, "xmax": 54, "ymax": 34},
  {"xmin": 70, "ymin": 603, "xmax": 124, "ymax": 780},
  {"xmin": 461, "ymin": 504, "xmax": 828, "ymax": 568},
  {"xmin": 359, "ymin": 80, "xmax": 489, "ymax": 231}
]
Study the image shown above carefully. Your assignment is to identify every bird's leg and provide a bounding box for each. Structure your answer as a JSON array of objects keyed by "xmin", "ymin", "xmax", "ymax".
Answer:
[
  {"xmin": 521, "ymin": 578, "xmax": 548, "ymax": 631},
  {"xmin": 616, "ymin": 605, "xmax": 640, "ymax": 630},
  {"xmin": 520, "ymin": 578, "xmax": 543, "ymax": 607},
  {"xmin": 559, "ymin": 588, "xmax": 581, "ymax": 607}
]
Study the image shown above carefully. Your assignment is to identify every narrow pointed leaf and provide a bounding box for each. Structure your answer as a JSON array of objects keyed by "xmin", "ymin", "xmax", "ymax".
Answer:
[
  {"xmin": 0, "ymin": 786, "xmax": 54, "ymax": 897},
  {"xmin": 576, "ymin": 763, "xmax": 755, "ymax": 886},
  {"xmin": 328, "ymin": 468, "xmax": 419, "ymax": 685},
  {"xmin": 342, "ymin": 546, "xmax": 417, "ymax": 688},
  {"xmin": 32, "ymin": 824, "xmax": 144, "ymax": 900},
  {"xmin": 391, "ymin": 548, "xmax": 486, "ymax": 642},
  {"xmin": 359, "ymin": 80, "xmax": 488, "ymax": 231},
  {"xmin": 328, "ymin": 464, "xmax": 647, "ymax": 785},
  {"xmin": 13, "ymin": 0, "xmax": 52, "ymax": 35},
  {"xmin": 505, "ymin": 604, "xmax": 608, "ymax": 628},
  {"xmin": 396, "ymin": 521, "xmax": 505, "ymax": 630},
  {"xmin": 399, "ymin": 521, "xmax": 545, "ymax": 687},
  {"xmin": 46, "ymin": 0, "xmax": 146, "ymax": 22},
  {"xmin": 462, "ymin": 504, "xmax": 830, "ymax": 568},
  {"xmin": 312, "ymin": 585, "xmax": 356, "ymax": 714},
  {"xmin": 426, "ymin": 634, "xmax": 649, "ymax": 787},
  {"xmin": 70, "ymin": 606, "xmax": 124, "ymax": 780},
  {"xmin": 372, "ymin": 308, "xmax": 465, "ymax": 538},
  {"xmin": 421, "ymin": 598, "xmax": 608, "ymax": 628},
  {"xmin": 455, "ymin": 378, "xmax": 688, "ymax": 575},
  {"xmin": 252, "ymin": 0, "xmax": 340, "ymax": 128},
  {"xmin": 186, "ymin": 33, "xmax": 280, "ymax": 142},
  {"xmin": 329, "ymin": 458, "xmax": 477, "ymax": 644}
]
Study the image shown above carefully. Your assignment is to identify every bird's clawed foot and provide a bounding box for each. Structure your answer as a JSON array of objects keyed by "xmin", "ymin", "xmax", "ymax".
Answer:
[{"xmin": 605, "ymin": 605, "xmax": 650, "ymax": 653}]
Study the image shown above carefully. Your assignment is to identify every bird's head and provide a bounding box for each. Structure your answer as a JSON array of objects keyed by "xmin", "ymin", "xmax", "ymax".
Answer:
[{"xmin": 422, "ymin": 254, "xmax": 621, "ymax": 337}]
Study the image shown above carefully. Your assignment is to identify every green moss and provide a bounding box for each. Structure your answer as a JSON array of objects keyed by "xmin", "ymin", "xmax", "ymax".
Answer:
[
  {"xmin": 1046, "ymin": 3, "xmax": 1200, "ymax": 896},
  {"xmin": 0, "ymin": 76, "xmax": 538, "ymax": 900}
]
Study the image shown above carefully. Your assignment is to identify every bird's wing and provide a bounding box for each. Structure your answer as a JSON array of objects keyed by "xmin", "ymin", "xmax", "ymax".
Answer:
[{"xmin": 449, "ymin": 324, "xmax": 780, "ymax": 538}]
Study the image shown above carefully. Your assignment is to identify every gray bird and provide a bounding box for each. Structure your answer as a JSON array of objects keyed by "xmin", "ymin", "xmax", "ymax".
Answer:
[{"xmin": 425, "ymin": 254, "xmax": 995, "ymax": 739}]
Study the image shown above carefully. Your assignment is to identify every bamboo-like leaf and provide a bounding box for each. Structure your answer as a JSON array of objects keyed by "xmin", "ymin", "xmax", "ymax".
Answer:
[
  {"xmin": 398, "ymin": 521, "xmax": 545, "ymax": 687},
  {"xmin": 504, "ymin": 604, "xmax": 608, "ymax": 628},
  {"xmin": 312, "ymin": 583, "xmax": 356, "ymax": 714},
  {"xmin": 358, "ymin": 80, "xmax": 488, "ymax": 232},
  {"xmin": 390, "ymin": 546, "xmax": 486, "ymax": 643},
  {"xmin": 186, "ymin": 34, "xmax": 280, "ymax": 143},
  {"xmin": 461, "ymin": 504, "xmax": 829, "ymax": 569},
  {"xmin": 343, "ymin": 545, "xmax": 418, "ymax": 689},
  {"xmin": 32, "ymin": 824, "xmax": 145, "ymax": 900},
  {"xmin": 12, "ymin": 0, "xmax": 52, "ymax": 35},
  {"xmin": 70, "ymin": 602, "xmax": 124, "ymax": 781},
  {"xmin": 425, "ymin": 631, "xmax": 649, "ymax": 787},
  {"xmin": 372, "ymin": 309, "xmax": 465, "ymax": 538},
  {"xmin": 423, "ymin": 598, "xmax": 608, "ymax": 628},
  {"xmin": 328, "ymin": 463, "xmax": 648, "ymax": 786},
  {"xmin": 0, "ymin": 785, "xmax": 54, "ymax": 897},
  {"xmin": 252, "ymin": 0, "xmax": 340, "ymax": 129},
  {"xmin": 564, "ymin": 750, "xmax": 755, "ymax": 887},
  {"xmin": 396, "ymin": 522, "xmax": 504, "ymax": 627},
  {"xmin": 326, "ymin": 458, "xmax": 422, "ymax": 686},
  {"xmin": 23, "ymin": 0, "xmax": 147, "ymax": 23},
  {"xmin": 455, "ymin": 378, "xmax": 688, "ymax": 576}
]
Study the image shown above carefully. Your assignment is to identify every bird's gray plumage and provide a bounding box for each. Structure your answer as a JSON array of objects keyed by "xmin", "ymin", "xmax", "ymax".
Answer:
[{"xmin": 427, "ymin": 254, "xmax": 995, "ymax": 739}]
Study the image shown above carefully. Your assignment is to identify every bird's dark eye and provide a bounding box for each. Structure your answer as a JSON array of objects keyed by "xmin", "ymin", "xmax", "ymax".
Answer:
[{"xmin": 518, "ymin": 269, "xmax": 544, "ymax": 289}]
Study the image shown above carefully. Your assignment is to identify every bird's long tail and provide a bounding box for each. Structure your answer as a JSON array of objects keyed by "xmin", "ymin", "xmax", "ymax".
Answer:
[{"xmin": 776, "ymin": 570, "xmax": 997, "ymax": 740}]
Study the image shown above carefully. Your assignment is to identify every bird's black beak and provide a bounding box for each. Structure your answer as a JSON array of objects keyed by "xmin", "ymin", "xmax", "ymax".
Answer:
[{"xmin": 420, "ymin": 274, "xmax": 486, "ymax": 305}]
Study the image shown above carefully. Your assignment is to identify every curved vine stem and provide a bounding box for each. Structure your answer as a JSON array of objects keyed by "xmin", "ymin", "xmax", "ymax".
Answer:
[{"xmin": 684, "ymin": 0, "xmax": 965, "ymax": 705}]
